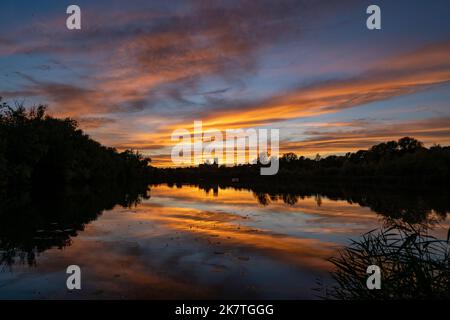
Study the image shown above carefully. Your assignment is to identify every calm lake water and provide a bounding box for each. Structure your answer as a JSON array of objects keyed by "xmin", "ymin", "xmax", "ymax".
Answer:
[{"xmin": 0, "ymin": 184, "xmax": 448, "ymax": 299}]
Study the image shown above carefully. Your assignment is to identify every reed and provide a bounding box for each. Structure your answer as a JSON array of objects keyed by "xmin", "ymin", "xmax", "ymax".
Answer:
[{"xmin": 328, "ymin": 223, "xmax": 450, "ymax": 299}]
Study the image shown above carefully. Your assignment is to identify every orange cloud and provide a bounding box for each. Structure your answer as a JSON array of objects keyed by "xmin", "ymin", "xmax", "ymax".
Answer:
[
  {"xmin": 114, "ymin": 40, "xmax": 450, "ymax": 165},
  {"xmin": 281, "ymin": 117, "xmax": 450, "ymax": 156},
  {"xmin": 3, "ymin": 3, "xmax": 450, "ymax": 166}
]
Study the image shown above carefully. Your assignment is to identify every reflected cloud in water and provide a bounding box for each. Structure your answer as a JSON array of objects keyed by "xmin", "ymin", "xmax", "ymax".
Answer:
[{"xmin": 0, "ymin": 183, "xmax": 448, "ymax": 299}]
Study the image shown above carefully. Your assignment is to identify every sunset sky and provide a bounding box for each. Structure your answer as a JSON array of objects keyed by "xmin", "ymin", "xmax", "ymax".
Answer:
[{"xmin": 1, "ymin": 0, "xmax": 450, "ymax": 166}]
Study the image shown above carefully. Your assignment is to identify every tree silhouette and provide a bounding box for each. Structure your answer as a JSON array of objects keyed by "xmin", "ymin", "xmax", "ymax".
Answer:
[
  {"xmin": 0, "ymin": 98, "xmax": 153, "ymax": 195},
  {"xmin": 154, "ymin": 136, "xmax": 450, "ymax": 187}
]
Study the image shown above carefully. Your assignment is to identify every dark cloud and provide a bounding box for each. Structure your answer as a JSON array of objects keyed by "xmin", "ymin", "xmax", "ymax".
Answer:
[
  {"xmin": 1, "ymin": 0, "xmax": 358, "ymax": 116},
  {"xmin": 76, "ymin": 116, "xmax": 116, "ymax": 129}
]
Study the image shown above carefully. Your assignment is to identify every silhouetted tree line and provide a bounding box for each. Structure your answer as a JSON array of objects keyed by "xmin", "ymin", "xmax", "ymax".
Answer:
[
  {"xmin": 0, "ymin": 98, "xmax": 153, "ymax": 196},
  {"xmin": 154, "ymin": 137, "xmax": 450, "ymax": 185}
]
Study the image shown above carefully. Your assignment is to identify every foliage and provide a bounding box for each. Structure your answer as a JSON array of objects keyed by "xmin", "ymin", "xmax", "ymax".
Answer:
[
  {"xmin": 0, "ymin": 98, "xmax": 152, "ymax": 194},
  {"xmin": 154, "ymin": 137, "xmax": 450, "ymax": 185},
  {"xmin": 327, "ymin": 223, "xmax": 450, "ymax": 300}
]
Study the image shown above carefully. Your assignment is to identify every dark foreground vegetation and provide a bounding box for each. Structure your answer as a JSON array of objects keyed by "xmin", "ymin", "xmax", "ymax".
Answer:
[
  {"xmin": 0, "ymin": 98, "xmax": 152, "ymax": 197},
  {"xmin": 327, "ymin": 222, "xmax": 450, "ymax": 300},
  {"xmin": 155, "ymin": 137, "xmax": 450, "ymax": 186}
]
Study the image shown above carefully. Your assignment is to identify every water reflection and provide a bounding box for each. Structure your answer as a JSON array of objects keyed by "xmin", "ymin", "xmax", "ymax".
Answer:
[
  {"xmin": 0, "ymin": 183, "xmax": 448, "ymax": 299},
  {"xmin": 0, "ymin": 184, "xmax": 150, "ymax": 269},
  {"xmin": 185, "ymin": 182, "xmax": 450, "ymax": 225}
]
